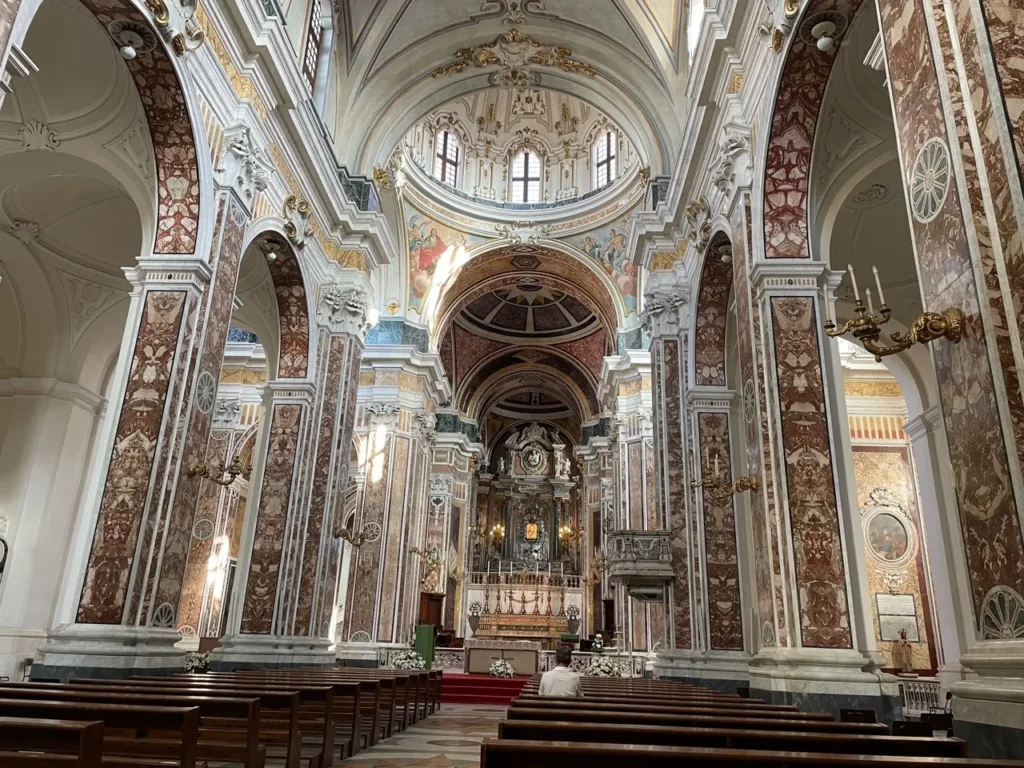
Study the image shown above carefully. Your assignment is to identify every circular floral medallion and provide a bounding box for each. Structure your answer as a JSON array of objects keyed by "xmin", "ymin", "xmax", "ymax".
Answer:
[
  {"xmin": 192, "ymin": 518, "xmax": 215, "ymax": 541},
  {"xmin": 195, "ymin": 370, "xmax": 217, "ymax": 414},
  {"xmin": 760, "ymin": 620, "xmax": 776, "ymax": 647},
  {"xmin": 981, "ymin": 586, "xmax": 1024, "ymax": 640},
  {"xmin": 743, "ymin": 379, "xmax": 757, "ymax": 424},
  {"xmin": 910, "ymin": 138, "xmax": 951, "ymax": 223},
  {"xmin": 152, "ymin": 602, "xmax": 176, "ymax": 628},
  {"xmin": 361, "ymin": 521, "xmax": 382, "ymax": 543}
]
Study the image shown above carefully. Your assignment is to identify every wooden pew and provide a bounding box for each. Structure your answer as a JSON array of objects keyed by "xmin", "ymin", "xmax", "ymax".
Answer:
[
  {"xmin": 515, "ymin": 693, "xmax": 801, "ymax": 712},
  {"xmin": 498, "ymin": 719, "xmax": 969, "ymax": 758},
  {"xmin": 0, "ymin": 683, "xmax": 265, "ymax": 768},
  {"xmin": 510, "ymin": 698, "xmax": 836, "ymax": 721},
  {"xmin": 504, "ymin": 706, "xmax": 888, "ymax": 735},
  {"xmin": 0, "ymin": 717, "xmax": 104, "ymax": 768},
  {"xmin": 323, "ymin": 669, "xmax": 425, "ymax": 727},
  {"xmin": 72, "ymin": 678, "xmax": 304, "ymax": 768},
  {"xmin": 0, "ymin": 699, "xmax": 198, "ymax": 768},
  {"xmin": 480, "ymin": 739, "xmax": 1024, "ymax": 768}
]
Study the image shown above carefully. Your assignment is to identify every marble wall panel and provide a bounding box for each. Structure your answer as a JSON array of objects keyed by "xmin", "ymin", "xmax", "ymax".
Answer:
[
  {"xmin": 377, "ymin": 435, "xmax": 410, "ymax": 642},
  {"xmin": 878, "ymin": 0, "xmax": 1024, "ymax": 626},
  {"xmin": 644, "ymin": 438, "xmax": 667, "ymax": 645},
  {"xmin": 78, "ymin": 0, "xmax": 201, "ymax": 254},
  {"xmin": 697, "ymin": 412, "xmax": 744, "ymax": 651},
  {"xmin": 763, "ymin": 0, "xmax": 865, "ymax": 258},
  {"xmin": 694, "ymin": 253, "xmax": 733, "ymax": 386},
  {"xmin": 662, "ymin": 338, "xmax": 692, "ymax": 648},
  {"xmin": 268, "ymin": 248, "xmax": 310, "ymax": 378},
  {"xmin": 628, "ymin": 441, "xmax": 643, "ymax": 529},
  {"xmin": 731, "ymin": 200, "xmax": 780, "ymax": 647},
  {"xmin": 239, "ymin": 403, "xmax": 303, "ymax": 633},
  {"xmin": 979, "ymin": 2, "xmax": 1024, "ymax": 174},
  {"xmin": 77, "ymin": 291, "xmax": 187, "ymax": 624},
  {"xmin": 176, "ymin": 429, "xmax": 232, "ymax": 636},
  {"xmin": 554, "ymin": 331, "xmax": 606, "ymax": 381},
  {"xmin": 153, "ymin": 198, "xmax": 247, "ymax": 624},
  {"xmin": 769, "ymin": 296, "xmax": 852, "ymax": 648},
  {"xmin": 294, "ymin": 336, "xmax": 344, "ymax": 636}
]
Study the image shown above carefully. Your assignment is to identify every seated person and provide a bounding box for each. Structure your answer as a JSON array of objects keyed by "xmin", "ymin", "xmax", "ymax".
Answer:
[{"xmin": 538, "ymin": 646, "xmax": 582, "ymax": 698}]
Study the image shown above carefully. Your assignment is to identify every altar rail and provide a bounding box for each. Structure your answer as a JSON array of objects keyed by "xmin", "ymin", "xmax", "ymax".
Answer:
[
  {"xmin": 470, "ymin": 572, "xmax": 582, "ymax": 588},
  {"xmin": 377, "ymin": 646, "xmax": 646, "ymax": 677},
  {"xmin": 898, "ymin": 678, "xmax": 943, "ymax": 717}
]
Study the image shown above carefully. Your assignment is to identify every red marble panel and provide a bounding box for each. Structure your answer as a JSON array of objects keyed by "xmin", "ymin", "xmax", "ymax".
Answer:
[
  {"xmin": 78, "ymin": 0, "xmax": 200, "ymax": 254},
  {"xmin": 240, "ymin": 403, "xmax": 303, "ymax": 634},
  {"xmin": 764, "ymin": 0, "xmax": 865, "ymax": 258},
  {"xmin": 878, "ymin": 0, "xmax": 1024, "ymax": 624},
  {"xmin": 694, "ymin": 248, "xmax": 733, "ymax": 386},
  {"xmin": 454, "ymin": 324, "xmax": 507, "ymax": 385},
  {"xmin": 644, "ymin": 438, "xmax": 666, "ymax": 646},
  {"xmin": 769, "ymin": 296, "xmax": 851, "ymax": 648},
  {"xmin": 628, "ymin": 440, "xmax": 643, "ymax": 529},
  {"xmin": 662, "ymin": 338, "xmax": 691, "ymax": 649},
  {"xmin": 176, "ymin": 430, "xmax": 232, "ymax": 636},
  {"xmin": 294, "ymin": 336, "xmax": 344, "ymax": 636},
  {"xmin": 979, "ymin": 2, "xmax": 1024, "ymax": 175},
  {"xmin": 378, "ymin": 435, "xmax": 410, "ymax": 642},
  {"xmin": 151, "ymin": 197, "xmax": 247, "ymax": 624},
  {"xmin": 554, "ymin": 330, "xmax": 606, "ymax": 381},
  {"xmin": 731, "ymin": 200, "xmax": 780, "ymax": 647},
  {"xmin": 697, "ymin": 412, "xmax": 743, "ymax": 651},
  {"xmin": 345, "ymin": 428, "xmax": 391, "ymax": 640},
  {"xmin": 268, "ymin": 247, "xmax": 310, "ymax": 378},
  {"xmin": 77, "ymin": 291, "xmax": 187, "ymax": 624}
]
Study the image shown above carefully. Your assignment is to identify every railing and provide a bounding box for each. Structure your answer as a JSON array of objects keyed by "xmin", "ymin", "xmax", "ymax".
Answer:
[
  {"xmin": 899, "ymin": 678, "xmax": 943, "ymax": 717},
  {"xmin": 376, "ymin": 646, "xmax": 646, "ymax": 676},
  {"xmin": 469, "ymin": 572, "xmax": 582, "ymax": 589}
]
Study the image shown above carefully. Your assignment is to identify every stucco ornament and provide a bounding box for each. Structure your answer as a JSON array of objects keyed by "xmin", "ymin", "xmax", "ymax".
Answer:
[
  {"xmin": 318, "ymin": 284, "xmax": 373, "ymax": 338},
  {"xmin": 711, "ymin": 129, "xmax": 753, "ymax": 198},
  {"xmin": 217, "ymin": 126, "xmax": 273, "ymax": 212}
]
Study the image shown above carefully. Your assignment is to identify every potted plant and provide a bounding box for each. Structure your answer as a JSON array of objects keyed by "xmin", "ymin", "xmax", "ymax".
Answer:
[
  {"xmin": 184, "ymin": 651, "xmax": 210, "ymax": 674},
  {"xmin": 489, "ymin": 658, "xmax": 515, "ymax": 678},
  {"xmin": 586, "ymin": 655, "xmax": 621, "ymax": 677},
  {"xmin": 391, "ymin": 649, "xmax": 427, "ymax": 670}
]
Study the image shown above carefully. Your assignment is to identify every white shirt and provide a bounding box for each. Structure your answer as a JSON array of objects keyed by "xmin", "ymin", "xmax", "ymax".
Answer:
[{"xmin": 538, "ymin": 665, "xmax": 583, "ymax": 697}]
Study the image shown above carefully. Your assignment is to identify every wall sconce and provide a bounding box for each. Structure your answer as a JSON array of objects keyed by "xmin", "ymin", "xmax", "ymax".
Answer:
[
  {"xmin": 824, "ymin": 265, "xmax": 963, "ymax": 362},
  {"xmin": 691, "ymin": 450, "xmax": 760, "ymax": 504},
  {"xmin": 340, "ymin": 528, "xmax": 369, "ymax": 548},
  {"xmin": 188, "ymin": 454, "xmax": 251, "ymax": 487},
  {"xmin": 410, "ymin": 545, "xmax": 443, "ymax": 572},
  {"xmin": 489, "ymin": 523, "xmax": 506, "ymax": 545}
]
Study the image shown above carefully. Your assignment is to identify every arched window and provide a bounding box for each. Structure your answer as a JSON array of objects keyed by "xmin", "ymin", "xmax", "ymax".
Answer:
[
  {"xmin": 433, "ymin": 130, "xmax": 460, "ymax": 186},
  {"xmin": 511, "ymin": 150, "xmax": 541, "ymax": 203},
  {"xmin": 593, "ymin": 130, "xmax": 617, "ymax": 189},
  {"xmin": 301, "ymin": 0, "xmax": 323, "ymax": 93}
]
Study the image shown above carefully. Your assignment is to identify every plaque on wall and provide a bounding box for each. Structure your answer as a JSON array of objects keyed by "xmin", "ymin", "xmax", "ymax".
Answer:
[{"xmin": 876, "ymin": 593, "xmax": 919, "ymax": 642}]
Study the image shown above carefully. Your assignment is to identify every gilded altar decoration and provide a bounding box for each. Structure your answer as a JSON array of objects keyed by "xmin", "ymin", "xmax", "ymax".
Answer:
[{"xmin": 431, "ymin": 28, "xmax": 597, "ymax": 87}]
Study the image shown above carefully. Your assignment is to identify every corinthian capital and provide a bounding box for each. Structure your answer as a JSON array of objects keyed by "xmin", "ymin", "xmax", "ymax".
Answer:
[{"xmin": 318, "ymin": 284, "xmax": 373, "ymax": 339}]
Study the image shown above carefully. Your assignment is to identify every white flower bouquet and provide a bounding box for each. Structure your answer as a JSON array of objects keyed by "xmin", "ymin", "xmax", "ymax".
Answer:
[
  {"xmin": 489, "ymin": 659, "xmax": 515, "ymax": 678},
  {"xmin": 391, "ymin": 650, "xmax": 426, "ymax": 670},
  {"xmin": 586, "ymin": 655, "xmax": 621, "ymax": 677},
  {"xmin": 591, "ymin": 633, "xmax": 604, "ymax": 653},
  {"xmin": 184, "ymin": 651, "xmax": 210, "ymax": 674}
]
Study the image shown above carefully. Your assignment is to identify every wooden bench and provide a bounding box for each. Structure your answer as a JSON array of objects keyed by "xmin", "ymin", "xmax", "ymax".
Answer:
[
  {"xmin": 510, "ymin": 698, "xmax": 836, "ymax": 721},
  {"xmin": 515, "ymin": 693, "xmax": 801, "ymax": 712},
  {"xmin": 0, "ymin": 717, "xmax": 104, "ymax": 768},
  {"xmin": 498, "ymin": 718, "xmax": 969, "ymax": 758},
  {"xmin": 480, "ymin": 739, "xmax": 1024, "ymax": 768},
  {"xmin": 71, "ymin": 678, "xmax": 303, "ymax": 768},
  {"xmin": 0, "ymin": 698, "xmax": 199, "ymax": 768},
  {"xmin": 0, "ymin": 682, "xmax": 265, "ymax": 768},
  {"xmin": 505, "ymin": 706, "xmax": 888, "ymax": 735}
]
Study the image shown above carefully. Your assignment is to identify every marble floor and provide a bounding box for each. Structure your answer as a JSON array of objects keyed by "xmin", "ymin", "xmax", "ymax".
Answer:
[{"xmin": 342, "ymin": 704, "xmax": 505, "ymax": 767}]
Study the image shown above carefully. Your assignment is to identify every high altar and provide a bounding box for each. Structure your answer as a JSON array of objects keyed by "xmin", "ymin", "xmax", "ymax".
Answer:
[{"xmin": 463, "ymin": 423, "xmax": 586, "ymax": 648}]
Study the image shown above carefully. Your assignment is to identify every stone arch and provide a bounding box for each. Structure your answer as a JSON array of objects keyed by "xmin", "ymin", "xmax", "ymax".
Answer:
[
  {"xmin": 761, "ymin": 0, "xmax": 867, "ymax": 261},
  {"xmin": 240, "ymin": 226, "xmax": 312, "ymax": 379},
  {"xmin": 692, "ymin": 232, "xmax": 735, "ymax": 388},
  {"xmin": 6, "ymin": 0, "xmax": 208, "ymax": 255}
]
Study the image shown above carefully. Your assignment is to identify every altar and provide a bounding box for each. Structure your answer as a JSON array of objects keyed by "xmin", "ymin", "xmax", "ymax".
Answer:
[
  {"xmin": 464, "ymin": 639, "xmax": 541, "ymax": 675},
  {"xmin": 476, "ymin": 613, "xmax": 569, "ymax": 646}
]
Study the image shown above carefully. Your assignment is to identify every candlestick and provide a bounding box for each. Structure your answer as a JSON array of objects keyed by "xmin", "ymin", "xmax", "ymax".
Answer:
[
  {"xmin": 872, "ymin": 266, "xmax": 886, "ymax": 306},
  {"xmin": 822, "ymin": 286, "xmax": 831, "ymax": 324},
  {"xmin": 866, "ymin": 288, "xmax": 875, "ymax": 316},
  {"xmin": 847, "ymin": 264, "xmax": 860, "ymax": 301}
]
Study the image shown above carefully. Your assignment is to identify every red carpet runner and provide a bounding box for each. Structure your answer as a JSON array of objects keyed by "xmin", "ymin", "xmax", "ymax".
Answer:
[{"xmin": 440, "ymin": 673, "xmax": 528, "ymax": 706}]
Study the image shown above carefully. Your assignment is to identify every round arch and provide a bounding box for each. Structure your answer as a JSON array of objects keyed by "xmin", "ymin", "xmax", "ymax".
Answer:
[{"xmin": 692, "ymin": 232, "xmax": 735, "ymax": 388}]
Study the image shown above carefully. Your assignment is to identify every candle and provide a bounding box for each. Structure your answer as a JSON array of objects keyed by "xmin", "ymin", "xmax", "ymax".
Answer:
[
  {"xmin": 487, "ymin": 561, "xmax": 491, "ymax": 576},
  {"xmin": 847, "ymin": 264, "xmax": 860, "ymax": 301},
  {"xmin": 822, "ymin": 286, "xmax": 831, "ymax": 324},
  {"xmin": 872, "ymin": 266, "xmax": 886, "ymax": 306},
  {"xmin": 714, "ymin": 453, "xmax": 720, "ymax": 478},
  {"xmin": 535, "ymin": 562, "xmax": 539, "ymax": 576},
  {"xmin": 866, "ymin": 287, "xmax": 875, "ymax": 316}
]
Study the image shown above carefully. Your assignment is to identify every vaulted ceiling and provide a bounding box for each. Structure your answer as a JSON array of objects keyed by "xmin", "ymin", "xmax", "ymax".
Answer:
[{"xmin": 332, "ymin": 0, "xmax": 689, "ymax": 173}]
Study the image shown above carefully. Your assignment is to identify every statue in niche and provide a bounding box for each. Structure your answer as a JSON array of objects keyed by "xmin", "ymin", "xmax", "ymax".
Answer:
[
  {"xmin": 497, "ymin": 457, "xmax": 506, "ymax": 475},
  {"xmin": 897, "ymin": 628, "xmax": 915, "ymax": 675},
  {"xmin": 523, "ymin": 446, "xmax": 544, "ymax": 474}
]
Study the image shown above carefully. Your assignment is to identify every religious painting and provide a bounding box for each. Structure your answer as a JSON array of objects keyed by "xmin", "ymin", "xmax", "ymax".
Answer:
[
  {"xmin": 563, "ymin": 204, "xmax": 641, "ymax": 315},
  {"xmin": 867, "ymin": 512, "xmax": 909, "ymax": 563},
  {"xmin": 525, "ymin": 522, "xmax": 539, "ymax": 541},
  {"xmin": 405, "ymin": 206, "xmax": 486, "ymax": 315}
]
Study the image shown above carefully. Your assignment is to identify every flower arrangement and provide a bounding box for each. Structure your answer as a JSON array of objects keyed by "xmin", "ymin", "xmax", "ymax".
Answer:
[
  {"xmin": 184, "ymin": 652, "xmax": 210, "ymax": 674},
  {"xmin": 392, "ymin": 650, "xmax": 426, "ymax": 670},
  {"xmin": 591, "ymin": 633, "xmax": 604, "ymax": 653},
  {"xmin": 489, "ymin": 659, "xmax": 515, "ymax": 678},
  {"xmin": 586, "ymin": 655, "xmax": 621, "ymax": 677}
]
